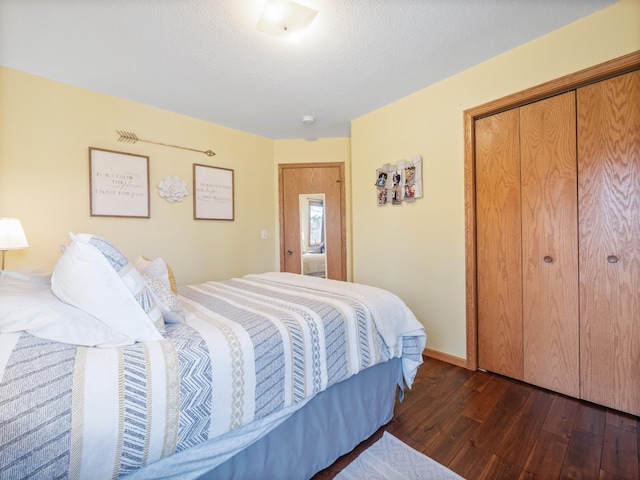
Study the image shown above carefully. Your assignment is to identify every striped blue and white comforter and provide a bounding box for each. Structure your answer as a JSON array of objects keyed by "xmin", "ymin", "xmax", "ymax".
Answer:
[{"xmin": 0, "ymin": 272, "xmax": 426, "ymax": 479}]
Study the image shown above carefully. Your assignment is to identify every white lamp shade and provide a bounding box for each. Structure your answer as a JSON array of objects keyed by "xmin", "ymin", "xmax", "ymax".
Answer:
[{"xmin": 0, "ymin": 218, "xmax": 29, "ymax": 250}]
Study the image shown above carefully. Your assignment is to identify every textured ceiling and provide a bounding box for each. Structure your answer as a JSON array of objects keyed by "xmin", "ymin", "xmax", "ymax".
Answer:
[{"xmin": 0, "ymin": 0, "xmax": 616, "ymax": 139}]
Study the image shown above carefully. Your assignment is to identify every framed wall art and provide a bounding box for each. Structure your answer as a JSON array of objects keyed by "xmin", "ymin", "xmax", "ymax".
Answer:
[
  {"xmin": 193, "ymin": 163, "xmax": 234, "ymax": 220},
  {"xmin": 89, "ymin": 147, "xmax": 150, "ymax": 218}
]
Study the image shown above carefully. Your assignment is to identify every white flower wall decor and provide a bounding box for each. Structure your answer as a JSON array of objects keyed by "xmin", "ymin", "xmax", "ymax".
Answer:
[{"xmin": 158, "ymin": 175, "xmax": 189, "ymax": 202}]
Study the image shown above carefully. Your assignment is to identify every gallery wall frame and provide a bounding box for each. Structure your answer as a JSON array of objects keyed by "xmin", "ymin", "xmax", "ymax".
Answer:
[
  {"xmin": 193, "ymin": 163, "xmax": 234, "ymax": 220},
  {"xmin": 375, "ymin": 155, "xmax": 423, "ymax": 206},
  {"xmin": 89, "ymin": 147, "xmax": 150, "ymax": 218}
]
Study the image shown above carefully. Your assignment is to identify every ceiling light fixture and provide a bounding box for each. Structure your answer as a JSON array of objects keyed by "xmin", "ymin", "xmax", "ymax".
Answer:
[
  {"xmin": 302, "ymin": 115, "xmax": 315, "ymax": 125},
  {"xmin": 256, "ymin": 0, "xmax": 318, "ymax": 39}
]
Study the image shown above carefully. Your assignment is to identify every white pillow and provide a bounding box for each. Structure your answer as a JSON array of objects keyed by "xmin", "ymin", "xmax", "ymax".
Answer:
[
  {"xmin": 134, "ymin": 255, "xmax": 177, "ymax": 293},
  {"xmin": 51, "ymin": 233, "xmax": 165, "ymax": 342},
  {"xmin": 27, "ymin": 312, "xmax": 134, "ymax": 347},
  {"xmin": 0, "ymin": 272, "xmax": 133, "ymax": 347},
  {"xmin": 0, "ymin": 271, "xmax": 61, "ymax": 332},
  {"xmin": 140, "ymin": 272, "xmax": 185, "ymax": 324}
]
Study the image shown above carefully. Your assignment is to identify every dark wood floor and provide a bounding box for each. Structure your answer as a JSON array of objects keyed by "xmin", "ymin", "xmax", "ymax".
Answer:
[{"xmin": 312, "ymin": 357, "xmax": 640, "ymax": 479}]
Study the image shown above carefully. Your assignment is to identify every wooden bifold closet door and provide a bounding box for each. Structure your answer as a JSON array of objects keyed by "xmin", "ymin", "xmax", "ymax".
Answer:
[
  {"xmin": 476, "ymin": 92, "xmax": 579, "ymax": 397},
  {"xmin": 475, "ymin": 108, "xmax": 523, "ymax": 381},
  {"xmin": 520, "ymin": 92, "xmax": 579, "ymax": 397},
  {"xmin": 578, "ymin": 69, "xmax": 640, "ymax": 415},
  {"xmin": 475, "ymin": 68, "xmax": 640, "ymax": 416}
]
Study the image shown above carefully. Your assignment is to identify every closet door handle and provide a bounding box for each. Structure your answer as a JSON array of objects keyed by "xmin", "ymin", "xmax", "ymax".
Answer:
[
  {"xmin": 287, "ymin": 250, "xmax": 293, "ymax": 256},
  {"xmin": 607, "ymin": 255, "xmax": 619, "ymax": 264},
  {"xmin": 543, "ymin": 256, "xmax": 553, "ymax": 264}
]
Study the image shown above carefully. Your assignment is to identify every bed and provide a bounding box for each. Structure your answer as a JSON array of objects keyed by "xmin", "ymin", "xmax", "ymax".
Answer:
[
  {"xmin": 0, "ymin": 233, "xmax": 426, "ymax": 480},
  {"xmin": 302, "ymin": 252, "xmax": 326, "ymax": 277}
]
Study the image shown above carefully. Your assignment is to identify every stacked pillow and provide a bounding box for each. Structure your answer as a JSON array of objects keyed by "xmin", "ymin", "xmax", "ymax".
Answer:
[
  {"xmin": 0, "ymin": 270, "xmax": 133, "ymax": 347},
  {"xmin": 134, "ymin": 255, "xmax": 185, "ymax": 324},
  {"xmin": 1, "ymin": 233, "xmax": 187, "ymax": 347},
  {"xmin": 134, "ymin": 255, "xmax": 178, "ymax": 294},
  {"xmin": 51, "ymin": 233, "xmax": 166, "ymax": 343}
]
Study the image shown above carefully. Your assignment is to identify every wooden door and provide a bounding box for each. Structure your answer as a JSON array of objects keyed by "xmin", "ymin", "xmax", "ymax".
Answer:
[
  {"xmin": 475, "ymin": 109, "xmax": 523, "ymax": 380},
  {"xmin": 578, "ymin": 69, "xmax": 640, "ymax": 416},
  {"xmin": 520, "ymin": 92, "xmax": 580, "ymax": 397},
  {"xmin": 279, "ymin": 163, "xmax": 346, "ymax": 281}
]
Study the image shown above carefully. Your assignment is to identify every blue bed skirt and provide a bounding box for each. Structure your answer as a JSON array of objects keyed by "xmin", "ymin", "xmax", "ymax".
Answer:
[{"xmin": 200, "ymin": 357, "xmax": 402, "ymax": 480}]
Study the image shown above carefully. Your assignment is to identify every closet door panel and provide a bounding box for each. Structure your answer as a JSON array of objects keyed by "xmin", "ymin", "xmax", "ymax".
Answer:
[
  {"xmin": 476, "ymin": 109, "xmax": 523, "ymax": 379},
  {"xmin": 578, "ymin": 69, "xmax": 640, "ymax": 416},
  {"xmin": 520, "ymin": 92, "xmax": 579, "ymax": 397}
]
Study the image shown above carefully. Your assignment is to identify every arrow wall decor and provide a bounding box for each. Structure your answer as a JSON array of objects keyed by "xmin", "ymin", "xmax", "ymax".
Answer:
[{"xmin": 116, "ymin": 130, "xmax": 216, "ymax": 157}]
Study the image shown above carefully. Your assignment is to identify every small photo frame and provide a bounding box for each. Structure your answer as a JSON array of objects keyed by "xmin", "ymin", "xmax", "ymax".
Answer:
[
  {"xmin": 377, "ymin": 187, "xmax": 388, "ymax": 205},
  {"xmin": 89, "ymin": 147, "xmax": 150, "ymax": 218},
  {"xmin": 193, "ymin": 164, "xmax": 234, "ymax": 220}
]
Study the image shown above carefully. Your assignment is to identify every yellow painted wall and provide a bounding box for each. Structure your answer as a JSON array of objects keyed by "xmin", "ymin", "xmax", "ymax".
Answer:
[
  {"xmin": 351, "ymin": 0, "xmax": 640, "ymax": 360},
  {"xmin": 0, "ymin": 67, "xmax": 276, "ymax": 284},
  {"xmin": 274, "ymin": 138, "xmax": 350, "ymax": 166},
  {"xmin": 2, "ymin": 0, "xmax": 638, "ymax": 362},
  {"xmin": 273, "ymin": 138, "xmax": 352, "ymax": 278}
]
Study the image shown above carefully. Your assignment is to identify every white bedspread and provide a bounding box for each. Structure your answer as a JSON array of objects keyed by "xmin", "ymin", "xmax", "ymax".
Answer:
[
  {"xmin": 0, "ymin": 273, "xmax": 426, "ymax": 479},
  {"xmin": 245, "ymin": 272, "xmax": 427, "ymax": 386}
]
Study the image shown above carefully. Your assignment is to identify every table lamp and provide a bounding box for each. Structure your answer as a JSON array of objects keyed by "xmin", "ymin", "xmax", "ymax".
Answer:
[{"xmin": 0, "ymin": 218, "xmax": 29, "ymax": 270}]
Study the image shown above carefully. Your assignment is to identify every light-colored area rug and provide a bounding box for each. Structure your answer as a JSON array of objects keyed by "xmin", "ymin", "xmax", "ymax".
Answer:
[{"xmin": 335, "ymin": 432, "xmax": 465, "ymax": 480}]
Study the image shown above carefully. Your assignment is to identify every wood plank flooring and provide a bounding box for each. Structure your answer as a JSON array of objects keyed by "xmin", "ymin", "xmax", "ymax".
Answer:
[{"xmin": 312, "ymin": 357, "xmax": 640, "ymax": 479}]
